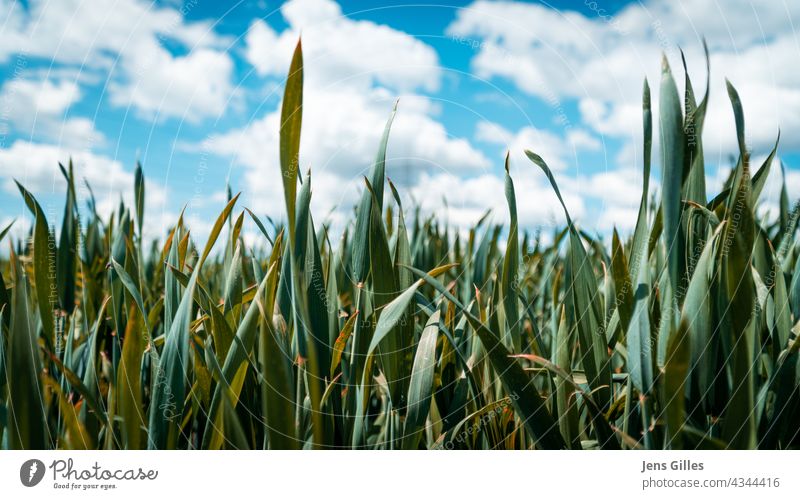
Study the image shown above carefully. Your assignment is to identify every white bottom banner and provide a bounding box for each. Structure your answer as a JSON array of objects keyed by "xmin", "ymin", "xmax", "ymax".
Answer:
[{"xmin": 1, "ymin": 451, "xmax": 797, "ymax": 498}]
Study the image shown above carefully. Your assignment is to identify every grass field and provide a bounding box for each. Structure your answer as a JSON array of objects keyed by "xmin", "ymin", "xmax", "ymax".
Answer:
[{"xmin": 1, "ymin": 39, "xmax": 798, "ymax": 450}]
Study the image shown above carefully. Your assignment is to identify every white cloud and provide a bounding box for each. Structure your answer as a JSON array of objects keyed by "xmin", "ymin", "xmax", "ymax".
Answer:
[
  {"xmin": 244, "ymin": 0, "xmax": 441, "ymax": 92},
  {"xmin": 0, "ymin": 0, "xmax": 235, "ymax": 122},
  {"xmin": 474, "ymin": 120, "xmax": 513, "ymax": 145},
  {"xmin": 449, "ymin": 0, "xmax": 800, "ymax": 159},
  {"xmin": 407, "ymin": 170, "xmax": 586, "ymax": 230},
  {"xmin": 208, "ymin": 1, "xmax": 489, "ymax": 230},
  {"xmin": 449, "ymin": 0, "xmax": 800, "ymax": 234},
  {"xmin": 204, "ymin": 85, "xmax": 491, "ymax": 225},
  {"xmin": 0, "ymin": 0, "xmax": 234, "ymax": 243},
  {"xmin": 596, "ymin": 205, "xmax": 639, "ymax": 233},
  {"xmin": 0, "ymin": 77, "xmax": 104, "ymax": 148},
  {"xmin": 108, "ymin": 43, "xmax": 236, "ymax": 122},
  {"xmin": 0, "ymin": 141, "xmax": 129, "ymax": 195},
  {"xmin": 474, "ymin": 117, "xmax": 649, "ymax": 232},
  {"xmin": 0, "ymin": 0, "xmax": 226, "ymax": 65},
  {"xmin": 567, "ymin": 129, "xmax": 602, "ymax": 151},
  {"xmin": 588, "ymin": 168, "xmax": 649, "ymax": 232},
  {"xmin": 14, "ymin": 78, "xmax": 79, "ymax": 114},
  {"xmin": 475, "ymin": 120, "xmax": 600, "ymax": 170}
]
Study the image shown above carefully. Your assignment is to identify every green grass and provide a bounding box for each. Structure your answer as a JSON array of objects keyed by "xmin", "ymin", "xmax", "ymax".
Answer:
[{"xmin": 1, "ymin": 39, "xmax": 798, "ymax": 450}]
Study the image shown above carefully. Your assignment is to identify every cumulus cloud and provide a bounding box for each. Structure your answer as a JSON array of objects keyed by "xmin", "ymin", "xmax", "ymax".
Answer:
[
  {"xmin": 448, "ymin": 0, "xmax": 798, "ymax": 159},
  {"xmin": 475, "ymin": 120, "xmax": 600, "ymax": 170},
  {"xmin": 408, "ymin": 170, "xmax": 585, "ymax": 231},
  {"xmin": 447, "ymin": 0, "xmax": 799, "ymax": 233},
  {"xmin": 6, "ymin": 0, "xmax": 791, "ymax": 243},
  {"xmin": 244, "ymin": 0, "xmax": 441, "ymax": 92},
  {"xmin": 203, "ymin": 84, "xmax": 491, "ymax": 224},
  {"xmin": 0, "ymin": 0, "xmax": 236, "ymax": 122},
  {"xmin": 0, "ymin": 0, "xmax": 237, "ymax": 244},
  {"xmin": 0, "ymin": 77, "xmax": 104, "ymax": 148},
  {"xmin": 471, "ymin": 119, "xmax": 642, "ymax": 231},
  {"xmin": 0, "ymin": 0, "xmax": 225, "ymax": 65},
  {"xmin": 108, "ymin": 43, "xmax": 236, "ymax": 122},
  {"xmin": 204, "ymin": 0, "xmax": 489, "ymax": 230},
  {"xmin": 0, "ymin": 141, "xmax": 131, "ymax": 195}
]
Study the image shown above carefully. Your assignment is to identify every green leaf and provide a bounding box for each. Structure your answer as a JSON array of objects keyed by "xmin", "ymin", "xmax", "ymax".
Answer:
[
  {"xmin": 203, "ymin": 271, "xmax": 272, "ymax": 450},
  {"xmin": 330, "ymin": 311, "xmax": 358, "ymax": 378},
  {"xmin": 367, "ymin": 263, "xmax": 455, "ymax": 362},
  {"xmin": 627, "ymin": 249, "xmax": 653, "ymax": 395},
  {"xmin": 610, "ymin": 228, "xmax": 635, "ymax": 331},
  {"xmin": 222, "ymin": 242, "xmax": 243, "ymax": 317},
  {"xmin": 7, "ymin": 257, "xmax": 49, "ymax": 449},
  {"xmin": 628, "ymin": 79, "xmax": 653, "ymax": 282},
  {"xmin": 57, "ymin": 161, "xmax": 77, "ymax": 314},
  {"xmin": 117, "ymin": 305, "xmax": 145, "ymax": 449},
  {"xmin": 501, "ymin": 154, "xmax": 521, "ymax": 352},
  {"xmin": 680, "ymin": 43, "xmax": 709, "ymax": 206},
  {"xmin": 134, "ymin": 161, "xmax": 145, "ymax": 234},
  {"xmin": 364, "ymin": 178, "xmax": 401, "ymax": 401},
  {"xmin": 659, "ymin": 55, "xmax": 686, "ymax": 304},
  {"xmin": 527, "ymin": 150, "xmax": 611, "ymax": 409},
  {"xmin": 351, "ymin": 102, "xmax": 397, "ymax": 283},
  {"xmin": 16, "ymin": 181, "xmax": 56, "ymax": 344},
  {"xmin": 280, "ymin": 38, "xmax": 304, "ymax": 245},
  {"xmin": 368, "ymin": 281, "xmax": 421, "ymax": 359},
  {"xmin": 407, "ymin": 265, "xmax": 568, "ymax": 449},
  {"xmin": 680, "ymin": 224, "xmax": 723, "ymax": 409},
  {"xmin": 149, "ymin": 194, "xmax": 240, "ymax": 449},
  {"xmin": 402, "ymin": 310, "xmax": 440, "ymax": 449},
  {"xmin": 719, "ymin": 141, "xmax": 757, "ymax": 450},
  {"xmin": 43, "ymin": 376, "xmax": 88, "ymax": 450},
  {"xmin": 553, "ymin": 306, "xmax": 580, "ymax": 449},
  {"xmin": 750, "ymin": 132, "xmax": 780, "ymax": 205},
  {"xmin": 110, "ymin": 258, "xmax": 152, "ymax": 340},
  {"xmin": 663, "ymin": 318, "xmax": 690, "ymax": 449},
  {"xmin": 513, "ymin": 354, "xmax": 619, "ymax": 450},
  {"xmin": 245, "ymin": 208, "xmax": 274, "ymax": 247},
  {"xmin": 726, "ymin": 79, "xmax": 747, "ymax": 160},
  {"xmin": 0, "ymin": 219, "xmax": 14, "ymax": 244}
]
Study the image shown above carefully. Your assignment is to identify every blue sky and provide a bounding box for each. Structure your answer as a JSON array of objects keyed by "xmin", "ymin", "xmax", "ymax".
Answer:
[{"xmin": 1, "ymin": 0, "xmax": 798, "ymax": 244}]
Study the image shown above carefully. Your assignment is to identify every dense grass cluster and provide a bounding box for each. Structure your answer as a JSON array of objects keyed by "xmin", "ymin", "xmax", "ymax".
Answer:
[{"xmin": 1, "ymin": 40, "xmax": 799, "ymax": 450}]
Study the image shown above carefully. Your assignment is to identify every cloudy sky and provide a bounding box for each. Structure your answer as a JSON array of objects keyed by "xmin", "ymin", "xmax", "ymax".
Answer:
[{"xmin": 0, "ymin": 0, "xmax": 798, "ymax": 244}]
